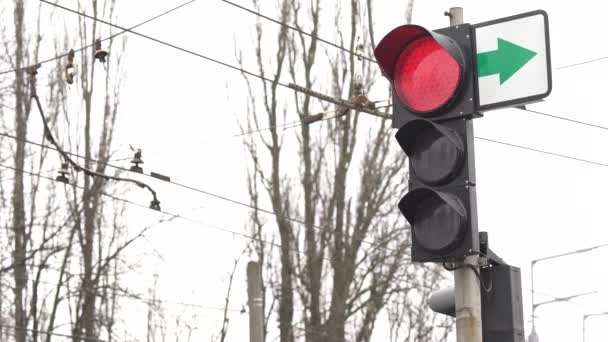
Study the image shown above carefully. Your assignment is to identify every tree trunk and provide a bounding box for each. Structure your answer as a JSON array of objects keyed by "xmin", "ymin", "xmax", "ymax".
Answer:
[{"xmin": 11, "ymin": 1, "xmax": 29, "ymax": 342}]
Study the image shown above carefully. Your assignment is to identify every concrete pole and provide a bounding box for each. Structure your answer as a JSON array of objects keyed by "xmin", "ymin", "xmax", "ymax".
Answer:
[
  {"xmin": 447, "ymin": 7, "xmax": 464, "ymax": 26},
  {"xmin": 247, "ymin": 261, "xmax": 264, "ymax": 342},
  {"xmin": 448, "ymin": 8, "xmax": 483, "ymax": 342},
  {"xmin": 454, "ymin": 255, "xmax": 483, "ymax": 342}
]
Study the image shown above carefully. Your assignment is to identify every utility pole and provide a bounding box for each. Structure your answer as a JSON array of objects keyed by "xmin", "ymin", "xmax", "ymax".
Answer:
[
  {"xmin": 446, "ymin": 7, "xmax": 483, "ymax": 342},
  {"xmin": 530, "ymin": 243, "xmax": 608, "ymax": 342},
  {"xmin": 583, "ymin": 312, "xmax": 608, "ymax": 342},
  {"xmin": 247, "ymin": 261, "xmax": 264, "ymax": 342}
]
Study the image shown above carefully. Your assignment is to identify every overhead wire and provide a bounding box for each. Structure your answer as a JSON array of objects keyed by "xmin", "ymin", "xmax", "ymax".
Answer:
[
  {"xmin": 29, "ymin": 0, "xmax": 608, "ymax": 262},
  {"xmin": 218, "ymin": 0, "xmax": 376, "ymax": 63},
  {"xmin": 41, "ymin": 0, "xmax": 608, "ymax": 142},
  {"xmin": 517, "ymin": 107, "xmax": 608, "ymax": 131},
  {"xmin": 30, "ymin": 73, "xmax": 161, "ymax": 209},
  {"xmin": 0, "ymin": 162, "xmax": 334, "ymax": 264},
  {"xmin": 0, "ymin": 125, "xmax": 400, "ymax": 252},
  {"xmin": 0, "ymin": 324, "xmax": 112, "ymax": 342},
  {"xmin": 4, "ymin": 113, "xmax": 608, "ymax": 257},
  {"xmin": 0, "ymin": 278, "xmax": 244, "ymax": 313},
  {"xmin": 474, "ymin": 136, "xmax": 608, "ymax": 168},
  {"xmin": 556, "ymin": 55, "xmax": 608, "ymax": 70},
  {"xmin": 39, "ymin": 0, "xmax": 293, "ymax": 89},
  {"xmin": 0, "ymin": 0, "xmax": 198, "ymax": 76},
  {"xmin": 39, "ymin": 0, "xmax": 382, "ymax": 112}
]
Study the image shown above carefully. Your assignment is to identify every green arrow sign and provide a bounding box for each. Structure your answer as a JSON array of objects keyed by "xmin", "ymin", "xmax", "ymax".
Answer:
[{"xmin": 477, "ymin": 38, "xmax": 537, "ymax": 85}]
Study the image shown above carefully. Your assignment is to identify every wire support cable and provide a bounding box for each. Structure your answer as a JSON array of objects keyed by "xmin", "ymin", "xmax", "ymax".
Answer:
[
  {"xmin": 474, "ymin": 136, "xmax": 608, "ymax": 168},
  {"xmin": 218, "ymin": 0, "xmax": 376, "ymax": 63},
  {"xmin": 556, "ymin": 55, "xmax": 608, "ymax": 70},
  {"xmin": 517, "ymin": 107, "xmax": 608, "ymax": 131},
  {"xmin": 28, "ymin": 70, "xmax": 161, "ymax": 209},
  {"xmin": 0, "ymin": 0, "xmax": 197, "ymax": 76}
]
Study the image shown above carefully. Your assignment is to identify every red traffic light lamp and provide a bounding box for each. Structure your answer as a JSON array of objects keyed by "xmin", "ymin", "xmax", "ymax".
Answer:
[{"xmin": 375, "ymin": 24, "xmax": 477, "ymax": 127}]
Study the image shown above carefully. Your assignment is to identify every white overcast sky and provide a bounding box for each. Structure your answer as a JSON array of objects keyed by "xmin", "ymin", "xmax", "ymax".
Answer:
[{"xmin": 22, "ymin": 0, "xmax": 608, "ymax": 341}]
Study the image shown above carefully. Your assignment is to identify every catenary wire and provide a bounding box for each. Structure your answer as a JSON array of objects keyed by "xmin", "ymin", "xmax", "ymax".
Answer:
[
  {"xmin": 0, "ymin": 125, "xmax": 399, "ymax": 252},
  {"xmin": 0, "ymin": 324, "xmax": 112, "ymax": 342},
  {"xmin": 5, "ymin": 121, "xmax": 608, "ymax": 253},
  {"xmin": 31, "ymin": 82, "xmax": 160, "ymax": 208},
  {"xmin": 0, "ymin": 163, "xmax": 336, "ymax": 263},
  {"xmin": 218, "ymin": 0, "xmax": 376, "ymax": 63},
  {"xmin": 39, "ymin": 0, "xmax": 608, "ymax": 138},
  {"xmin": 40, "ymin": 0, "xmax": 387, "ymax": 113},
  {"xmin": 0, "ymin": 279, "xmax": 244, "ymax": 312},
  {"xmin": 0, "ymin": 0, "xmax": 198, "ymax": 75},
  {"xmin": 3, "ymin": 153, "xmax": 607, "ymax": 313},
  {"xmin": 40, "ymin": 0, "xmax": 293, "ymax": 88},
  {"xmin": 26, "ymin": 0, "xmax": 608, "ymax": 253}
]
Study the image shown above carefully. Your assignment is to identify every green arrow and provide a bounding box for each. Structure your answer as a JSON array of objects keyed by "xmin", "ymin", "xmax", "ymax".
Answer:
[{"xmin": 477, "ymin": 38, "xmax": 537, "ymax": 85}]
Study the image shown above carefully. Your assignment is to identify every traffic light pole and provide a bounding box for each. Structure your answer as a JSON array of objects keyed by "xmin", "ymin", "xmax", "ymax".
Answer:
[{"xmin": 447, "ymin": 7, "xmax": 483, "ymax": 342}]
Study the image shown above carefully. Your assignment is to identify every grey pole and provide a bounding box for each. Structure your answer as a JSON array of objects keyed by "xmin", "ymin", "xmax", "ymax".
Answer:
[
  {"xmin": 247, "ymin": 261, "xmax": 264, "ymax": 342},
  {"xmin": 529, "ymin": 243, "xmax": 608, "ymax": 342},
  {"xmin": 582, "ymin": 312, "xmax": 608, "ymax": 342},
  {"xmin": 447, "ymin": 8, "xmax": 482, "ymax": 342},
  {"xmin": 583, "ymin": 315, "xmax": 587, "ymax": 342},
  {"xmin": 528, "ymin": 260, "xmax": 538, "ymax": 342}
]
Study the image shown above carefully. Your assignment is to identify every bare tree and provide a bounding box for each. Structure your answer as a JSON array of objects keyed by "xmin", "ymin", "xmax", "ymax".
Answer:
[{"xmin": 238, "ymin": 1, "xmax": 452, "ymax": 342}]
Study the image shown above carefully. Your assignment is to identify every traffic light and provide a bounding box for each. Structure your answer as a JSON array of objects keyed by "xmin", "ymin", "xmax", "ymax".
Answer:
[
  {"xmin": 428, "ymin": 265, "xmax": 525, "ymax": 342},
  {"xmin": 374, "ymin": 24, "xmax": 479, "ymax": 262}
]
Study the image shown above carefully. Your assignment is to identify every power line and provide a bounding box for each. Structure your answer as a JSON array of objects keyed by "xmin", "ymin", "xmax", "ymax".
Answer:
[
  {"xmin": 556, "ymin": 55, "xmax": 608, "ymax": 70},
  {"xmin": 31, "ymin": 79, "xmax": 161, "ymax": 210},
  {"xmin": 6, "ymin": 121, "xmax": 608, "ymax": 252},
  {"xmin": 0, "ymin": 131, "xmax": 131, "ymax": 164},
  {"xmin": 39, "ymin": 0, "xmax": 378, "ymax": 113},
  {"xmin": 517, "ymin": 107, "xmax": 608, "ymax": 131},
  {"xmin": 218, "ymin": 0, "xmax": 376, "ymax": 63},
  {"xmin": 0, "ymin": 162, "xmax": 333, "ymax": 263},
  {"xmin": 474, "ymin": 136, "xmax": 608, "ymax": 168},
  {"xmin": 0, "ymin": 119, "xmax": 398, "ymax": 252},
  {"xmin": 40, "ymin": 0, "xmax": 292, "ymax": 88},
  {"xmin": 0, "ymin": 324, "xmax": 112, "ymax": 342},
  {"xmin": 0, "ymin": 0, "xmax": 198, "ymax": 75}
]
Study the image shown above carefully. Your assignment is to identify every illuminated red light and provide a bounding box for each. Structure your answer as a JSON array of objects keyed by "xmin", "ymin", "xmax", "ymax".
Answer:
[{"xmin": 393, "ymin": 36, "xmax": 461, "ymax": 113}]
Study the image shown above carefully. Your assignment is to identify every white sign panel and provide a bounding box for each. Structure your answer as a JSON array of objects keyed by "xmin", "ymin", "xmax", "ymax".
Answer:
[{"xmin": 473, "ymin": 10, "xmax": 551, "ymax": 111}]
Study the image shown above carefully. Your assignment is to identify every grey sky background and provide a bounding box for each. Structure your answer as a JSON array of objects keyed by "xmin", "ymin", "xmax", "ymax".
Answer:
[{"xmin": 24, "ymin": 0, "xmax": 608, "ymax": 341}]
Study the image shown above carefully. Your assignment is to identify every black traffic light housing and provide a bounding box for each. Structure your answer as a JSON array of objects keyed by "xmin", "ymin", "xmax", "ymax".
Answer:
[
  {"xmin": 375, "ymin": 23, "xmax": 480, "ymax": 262},
  {"xmin": 481, "ymin": 264, "xmax": 525, "ymax": 342},
  {"xmin": 428, "ymin": 263, "xmax": 525, "ymax": 342},
  {"xmin": 396, "ymin": 118, "xmax": 479, "ymax": 262}
]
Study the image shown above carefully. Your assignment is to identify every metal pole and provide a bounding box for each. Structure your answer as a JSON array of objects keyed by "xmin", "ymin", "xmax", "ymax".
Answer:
[
  {"xmin": 528, "ymin": 243, "xmax": 608, "ymax": 342},
  {"xmin": 447, "ymin": 7, "xmax": 482, "ymax": 342},
  {"xmin": 581, "ymin": 312, "xmax": 608, "ymax": 342},
  {"xmin": 247, "ymin": 261, "xmax": 264, "ymax": 342},
  {"xmin": 529, "ymin": 260, "xmax": 538, "ymax": 342},
  {"xmin": 582, "ymin": 315, "xmax": 587, "ymax": 342}
]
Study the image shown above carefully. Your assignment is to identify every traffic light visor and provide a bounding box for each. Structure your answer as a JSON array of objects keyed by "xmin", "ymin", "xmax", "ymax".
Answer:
[
  {"xmin": 375, "ymin": 25, "xmax": 464, "ymax": 113},
  {"xmin": 399, "ymin": 188, "xmax": 467, "ymax": 252}
]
